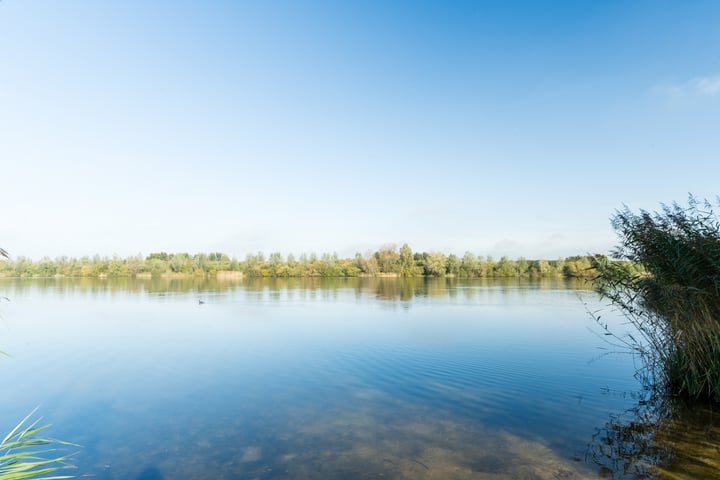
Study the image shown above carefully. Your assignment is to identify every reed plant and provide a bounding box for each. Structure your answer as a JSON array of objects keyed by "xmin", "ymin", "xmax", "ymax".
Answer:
[
  {"xmin": 1, "ymin": 249, "xmax": 74, "ymax": 478},
  {"xmin": 593, "ymin": 195, "xmax": 720, "ymax": 401},
  {"xmin": 0, "ymin": 409, "xmax": 74, "ymax": 480}
]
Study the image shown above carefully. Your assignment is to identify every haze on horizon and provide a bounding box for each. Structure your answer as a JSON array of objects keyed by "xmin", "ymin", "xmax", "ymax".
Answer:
[{"xmin": 1, "ymin": 1, "xmax": 719, "ymax": 261}]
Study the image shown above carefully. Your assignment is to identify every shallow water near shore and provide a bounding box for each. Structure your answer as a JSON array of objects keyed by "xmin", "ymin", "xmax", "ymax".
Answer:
[{"xmin": 0, "ymin": 277, "xmax": 717, "ymax": 479}]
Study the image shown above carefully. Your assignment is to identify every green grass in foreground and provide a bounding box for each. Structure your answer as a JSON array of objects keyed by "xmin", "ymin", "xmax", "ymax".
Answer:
[{"xmin": 0, "ymin": 409, "xmax": 74, "ymax": 480}]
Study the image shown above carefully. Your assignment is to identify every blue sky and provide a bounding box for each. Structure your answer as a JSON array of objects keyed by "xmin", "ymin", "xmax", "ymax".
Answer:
[{"xmin": 1, "ymin": 1, "xmax": 719, "ymax": 260}]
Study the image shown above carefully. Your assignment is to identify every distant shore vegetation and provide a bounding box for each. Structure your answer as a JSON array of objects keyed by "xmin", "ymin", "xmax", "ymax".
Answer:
[{"xmin": 0, "ymin": 244, "xmax": 616, "ymax": 279}]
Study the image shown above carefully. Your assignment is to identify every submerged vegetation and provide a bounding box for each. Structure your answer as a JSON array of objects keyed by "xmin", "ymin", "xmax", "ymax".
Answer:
[
  {"xmin": 0, "ymin": 245, "xmax": 599, "ymax": 279},
  {"xmin": 593, "ymin": 196, "xmax": 720, "ymax": 401},
  {"xmin": 586, "ymin": 388, "xmax": 720, "ymax": 478}
]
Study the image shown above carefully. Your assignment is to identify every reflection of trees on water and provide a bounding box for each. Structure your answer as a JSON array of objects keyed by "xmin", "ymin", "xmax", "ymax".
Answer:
[
  {"xmin": 369, "ymin": 277, "xmax": 425, "ymax": 302},
  {"xmin": 586, "ymin": 389, "xmax": 720, "ymax": 479},
  {"xmin": 0, "ymin": 276, "xmax": 591, "ymax": 303}
]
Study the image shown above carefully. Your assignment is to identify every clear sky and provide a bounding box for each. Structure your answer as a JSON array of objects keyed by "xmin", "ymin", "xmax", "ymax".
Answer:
[{"xmin": 1, "ymin": 1, "xmax": 719, "ymax": 260}]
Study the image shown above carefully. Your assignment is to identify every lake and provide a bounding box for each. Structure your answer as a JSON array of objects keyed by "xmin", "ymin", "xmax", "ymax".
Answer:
[{"xmin": 1, "ymin": 277, "xmax": 718, "ymax": 479}]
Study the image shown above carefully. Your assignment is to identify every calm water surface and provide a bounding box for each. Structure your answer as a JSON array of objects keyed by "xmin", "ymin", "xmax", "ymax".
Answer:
[{"xmin": 0, "ymin": 277, "xmax": 717, "ymax": 479}]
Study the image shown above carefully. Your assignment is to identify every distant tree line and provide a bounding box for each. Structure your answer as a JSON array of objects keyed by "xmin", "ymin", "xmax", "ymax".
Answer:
[{"xmin": 0, "ymin": 243, "xmax": 618, "ymax": 279}]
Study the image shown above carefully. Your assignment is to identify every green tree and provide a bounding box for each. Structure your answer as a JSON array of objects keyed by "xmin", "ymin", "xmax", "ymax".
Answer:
[
  {"xmin": 424, "ymin": 252, "xmax": 447, "ymax": 277},
  {"xmin": 126, "ymin": 255, "xmax": 145, "ymax": 276},
  {"xmin": 563, "ymin": 256, "xmax": 595, "ymax": 277},
  {"xmin": 461, "ymin": 251, "xmax": 479, "ymax": 277},
  {"xmin": 374, "ymin": 245, "xmax": 400, "ymax": 274},
  {"xmin": 169, "ymin": 253, "xmax": 192, "ymax": 274},
  {"xmin": 399, "ymin": 243, "xmax": 418, "ymax": 277},
  {"xmin": 365, "ymin": 254, "xmax": 379, "ymax": 275},
  {"xmin": 536, "ymin": 259, "xmax": 552, "ymax": 276},
  {"xmin": 353, "ymin": 252, "xmax": 366, "ymax": 272},
  {"xmin": 340, "ymin": 259, "xmax": 361, "ymax": 277},
  {"xmin": 320, "ymin": 252, "xmax": 341, "ymax": 277},
  {"xmin": 269, "ymin": 252, "xmax": 284, "ymax": 276},
  {"xmin": 193, "ymin": 253, "xmax": 208, "ymax": 273},
  {"xmin": 446, "ymin": 254, "xmax": 460, "ymax": 276},
  {"xmin": 147, "ymin": 258, "xmax": 167, "ymax": 275},
  {"xmin": 244, "ymin": 253, "xmax": 263, "ymax": 277},
  {"xmin": 495, "ymin": 256, "xmax": 516, "ymax": 277},
  {"xmin": 107, "ymin": 256, "xmax": 127, "ymax": 277},
  {"xmin": 517, "ymin": 257, "xmax": 529, "ymax": 276},
  {"xmin": 36, "ymin": 257, "xmax": 57, "ymax": 277},
  {"xmin": 482, "ymin": 256, "xmax": 495, "ymax": 277}
]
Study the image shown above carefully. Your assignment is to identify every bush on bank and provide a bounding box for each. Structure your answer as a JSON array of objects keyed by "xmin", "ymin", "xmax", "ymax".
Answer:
[{"xmin": 593, "ymin": 196, "xmax": 720, "ymax": 401}]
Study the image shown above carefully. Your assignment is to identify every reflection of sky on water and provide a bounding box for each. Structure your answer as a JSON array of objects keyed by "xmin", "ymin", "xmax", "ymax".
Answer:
[{"xmin": 0, "ymin": 278, "xmax": 672, "ymax": 479}]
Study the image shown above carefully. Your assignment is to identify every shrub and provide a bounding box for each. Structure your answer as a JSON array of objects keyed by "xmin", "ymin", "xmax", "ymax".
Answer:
[{"xmin": 593, "ymin": 195, "xmax": 720, "ymax": 401}]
